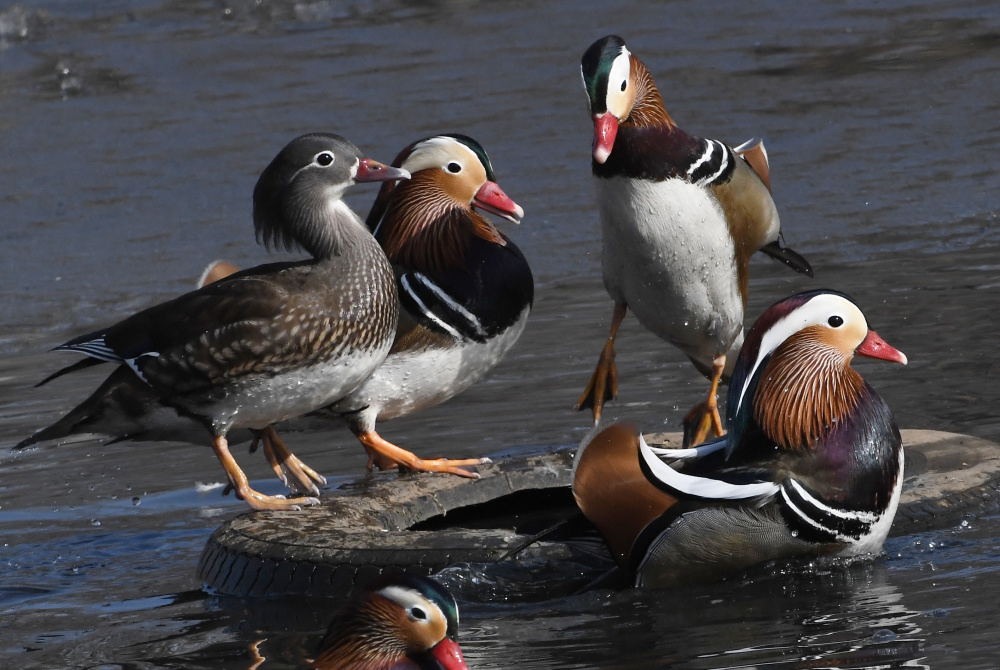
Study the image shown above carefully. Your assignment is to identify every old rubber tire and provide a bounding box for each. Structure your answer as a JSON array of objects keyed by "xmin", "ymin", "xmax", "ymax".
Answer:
[{"xmin": 198, "ymin": 429, "xmax": 1000, "ymax": 598}]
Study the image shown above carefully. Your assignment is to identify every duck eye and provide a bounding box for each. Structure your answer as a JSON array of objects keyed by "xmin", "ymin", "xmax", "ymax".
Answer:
[
  {"xmin": 828, "ymin": 315, "xmax": 844, "ymax": 328},
  {"xmin": 315, "ymin": 152, "xmax": 334, "ymax": 167},
  {"xmin": 446, "ymin": 162, "xmax": 461, "ymax": 174},
  {"xmin": 620, "ymin": 80, "xmax": 627, "ymax": 92},
  {"xmin": 409, "ymin": 606, "xmax": 428, "ymax": 621}
]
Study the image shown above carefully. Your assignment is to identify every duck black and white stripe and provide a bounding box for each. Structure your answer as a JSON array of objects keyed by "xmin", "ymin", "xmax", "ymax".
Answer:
[
  {"xmin": 778, "ymin": 478, "xmax": 879, "ymax": 544},
  {"xmin": 685, "ymin": 139, "xmax": 735, "ymax": 186},
  {"xmin": 399, "ymin": 272, "xmax": 488, "ymax": 342}
]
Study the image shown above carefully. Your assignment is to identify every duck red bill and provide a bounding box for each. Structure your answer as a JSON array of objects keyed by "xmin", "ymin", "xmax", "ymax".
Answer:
[
  {"xmin": 430, "ymin": 638, "xmax": 469, "ymax": 670},
  {"xmin": 356, "ymin": 158, "xmax": 411, "ymax": 183},
  {"xmin": 474, "ymin": 181, "xmax": 524, "ymax": 223},
  {"xmin": 593, "ymin": 112, "xmax": 618, "ymax": 164},
  {"xmin": 856, "ymin": 330, "xmax": 908, "ymax": 365}
]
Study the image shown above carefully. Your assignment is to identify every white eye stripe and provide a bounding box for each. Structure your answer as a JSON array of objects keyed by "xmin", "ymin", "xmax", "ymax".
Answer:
[
  {"xmin": 401, "ymin": 136, "xmax": 479, "ymax": 174},
  {"xmin": 377, "ymin": 586, "xmax": 442, "ymax": 626},
  {"xmin": 605, "ymin": 48, "xmax": 632, "ymax": 118},
  {"xmin": 736, "ymin": 295, "xmax": 866, "ymax": 417}
]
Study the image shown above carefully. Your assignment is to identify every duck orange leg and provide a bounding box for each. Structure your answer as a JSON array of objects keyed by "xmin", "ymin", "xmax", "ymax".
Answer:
[
  {"xmin": 210, "ymin": 434, "xmax": 319, "ymax": 510},
  {"xmin": 575, "ymin": 302, "xmax": 627, "ymax": 424},
  {"xmin": 355, "ymin": 430, "xmax": 489, "ymax": 479},
  {"xmin": 682, "ymin": 355, "xmax": 727, "ymax": 447},
  {"xmin": 257, "ymin": 426, "xmax": 327, "ymax": 496}
]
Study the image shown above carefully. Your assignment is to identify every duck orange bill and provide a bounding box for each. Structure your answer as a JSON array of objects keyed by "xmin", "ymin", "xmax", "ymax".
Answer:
[
  {"xmin": 430, "ymin": 638, "xmax": 469, "ymax": 670},
  {"xmin": 593, "ymin": 112, "xmax": 618, "ymax": 163},
  {"xmin": 356, "ymin": 158, "xmax": 411, "ymax": 183},
  {"xmin": 856, "ymin": 330, "xmax": 908, "ymax": 365},
  {"xmin": 473, "ymin": 181, "xmax": 524, "ymax": 223}
]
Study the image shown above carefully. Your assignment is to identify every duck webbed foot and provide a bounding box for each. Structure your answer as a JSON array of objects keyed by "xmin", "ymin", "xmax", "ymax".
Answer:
[
  {"xmin": 252, "ymin": 425, "xmax": 327, "ymax": 496},
  {"xmin": 211, "ymin": 435, "xmax": 320, "ymax": 510},
  {"xmin": 682, "ymin": 355, "xmax": 727, "ymax": 448},
  {"xmin": 575, "ymin": 302, "xmax": 627, "ymax": 424},
  {"xmin": 355, "ymin": 430, "xmax": 489, "ymax": 479}
]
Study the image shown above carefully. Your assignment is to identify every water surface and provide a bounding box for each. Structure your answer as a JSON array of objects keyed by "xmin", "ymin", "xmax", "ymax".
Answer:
[{"xmin": 2, "ymin": 1, "xmax": 1000, "ymax": 668}]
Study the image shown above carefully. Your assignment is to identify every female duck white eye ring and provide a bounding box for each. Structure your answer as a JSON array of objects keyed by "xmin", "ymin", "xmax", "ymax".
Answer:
[{"xmin": 315, "ymin": 151, "xmax": 335, "ymax": 167}]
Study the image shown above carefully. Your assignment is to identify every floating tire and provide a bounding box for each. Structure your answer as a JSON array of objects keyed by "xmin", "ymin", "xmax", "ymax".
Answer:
[{"xmin": 199, "ymin": 429, "xmax": 1000, "ymax": 598}]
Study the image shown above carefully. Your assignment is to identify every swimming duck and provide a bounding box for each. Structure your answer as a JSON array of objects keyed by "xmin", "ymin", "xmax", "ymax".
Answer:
[
  {"xmin": 18, "ymin": 133, "xmax": 408, "ymax": 510},
  {"xmin": 573, "ymin": 290, "xmax": 907, "ymax": 588},
  {"xmin": 206, "ymin": 135, "xmax": 532, "ymax": 478},
  {"xmin": 308, "ymin": 572, "xmax": 468, "ymax": 670},
  {"xmin": 576, "ymin": 35, "xmax": 813, "ymax": 445}
]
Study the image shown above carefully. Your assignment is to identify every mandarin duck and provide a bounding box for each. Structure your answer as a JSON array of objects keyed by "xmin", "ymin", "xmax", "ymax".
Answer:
[
  {"xmin": 576, "ymin": 35, "xmax": 813, "ymax": 446},
  {"xmin": 327, "ymin": 134, "xmax": 531, "ymax": 478},
  {"xmin": 207, "ymin": 135, "xmax": 532, "ymax": 478},
  {"xmin": 308, "ymin": 572, "xmax": 468, "ymax": 670},
  {"xmin": 17, "ymin": 134, "xmax": 408, "ymax": 510},
  {"xmin": 573, "ymin": 290, "xmax": 907, "ymax": 588}
]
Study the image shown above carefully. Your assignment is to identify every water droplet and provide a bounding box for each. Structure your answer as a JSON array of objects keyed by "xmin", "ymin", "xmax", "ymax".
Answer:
[
  {"xmin": 132, "ymin": 497, "xmax": 141, "ymax": 506},
  {"xmin": 791, "ymin": 530, "xmax": 798, "ymax": 537},
  {"xmin": 90, "ymin": 519, "xmax": 101, "ymax": 527},
  {"xmin": 872, "ymin": 629, "xmax": 896, "ymax": 644}
]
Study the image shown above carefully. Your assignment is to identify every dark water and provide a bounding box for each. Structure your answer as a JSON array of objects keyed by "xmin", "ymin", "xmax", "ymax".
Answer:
[{"xmin": 2, "ymin": 0, "xmax": 1000, "ymax": 667}]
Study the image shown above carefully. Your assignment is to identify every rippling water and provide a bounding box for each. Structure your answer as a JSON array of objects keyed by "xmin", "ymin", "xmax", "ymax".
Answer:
[{"xmin": 2, "ymin": 0, "xmax": 1000, "ymax": 668}]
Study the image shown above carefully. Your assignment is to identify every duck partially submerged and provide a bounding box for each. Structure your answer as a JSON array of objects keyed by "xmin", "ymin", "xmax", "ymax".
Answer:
[
  {"xmin": 573, "ymin": 290, "xmax": 907, "ymax": 587},
  {"xmin": 576, "ymin": 35, "xmax": 813, "ymax": 445},
  {"xmin": 18, "ymin": 133, "xmax": 407, "ymax": 510},
  {"xmin": 308, "ymin": 572, "xmax": 468, "ymax": 670}
]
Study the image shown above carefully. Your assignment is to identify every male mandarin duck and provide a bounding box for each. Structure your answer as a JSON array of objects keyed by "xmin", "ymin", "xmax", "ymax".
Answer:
[
  {"xmin": 576, "ymin": 35, "xmax": 813, "ymax": 445},
  {"xmin": 209, "ymin": 135, "xmax": 533, "ymax": 478},
  {"xmin": 17, "ymin": 134, "xmax": 408, "ymax": 510},
  {"xmin": 327, "ymin": 133, "xmax": 532, "ymax": 478},
  {"xmin": 308, "ymin": 572, "xmax": 468, "ymax": 670},
  {"xmin": 573, "ymin": 290, "xmax": 907, "ymax": 588}
]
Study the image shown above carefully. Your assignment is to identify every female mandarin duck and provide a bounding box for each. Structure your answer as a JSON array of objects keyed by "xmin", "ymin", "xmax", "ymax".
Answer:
[
  {"xmin": 18, "ymin": 134, "xmax": 408, "ymax": 510},
  {"xmin": 208, "ymin": 135, "xmax": 532, "ymax": 477},
  {"xmin": 308, "ymin": 572, "xmax": 468, "ymax": 670},
  {"xmin": 573, "ymin": 290, "xmax": 907, "ymax": 588},
  {"xmin": 576, "ymin": 35, "xmax": 813, "ymax": 445}
]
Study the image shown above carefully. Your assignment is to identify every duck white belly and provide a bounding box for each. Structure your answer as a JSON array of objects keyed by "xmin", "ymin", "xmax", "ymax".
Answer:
[
  {"xmin": 202, "ymin": 343, "xmax": 391, "ymax": 434},
  {"xmin": 596, "ymin": 176, "xmax": 744, "ymax": 367},
  {"xmin": 329, "ymin": 308, "xmax": 530, "ymax": 429}
]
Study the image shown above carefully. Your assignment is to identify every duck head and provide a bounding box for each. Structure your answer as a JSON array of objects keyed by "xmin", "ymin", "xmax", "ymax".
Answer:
[
  {"xmin": 253, "ymin": 133, "xmax": 409, "ymax": 260},
  {"xmin": 580, "ymin": 35, "xmax": 673, "ymax": 163},
  {"xmin": 369, "ymin": 134, "xmax": 523, "ymax": 273},
  {"xmin": 310, "ymin": 572, "xmax": 468, "ymax": 670},
  {"xmin": 728, "ymin": 290, "xmax": 907, "ymax": 453}
]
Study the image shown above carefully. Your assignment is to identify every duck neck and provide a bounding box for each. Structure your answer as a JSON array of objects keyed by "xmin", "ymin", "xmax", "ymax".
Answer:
[
  {"xmin": 375, "ymin": 177, "xmax": 501, "ymax": 274},
  {"xmin": 753, "ymin": 335, "xmax": 865, "ymax": 451},
  {"xmin": 256, "ymin": 187, "xmax": 372, "ymax": 260},
  {"xmin": 625, "ymin": 59, "xmax": 675, "ymax": 131}
]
